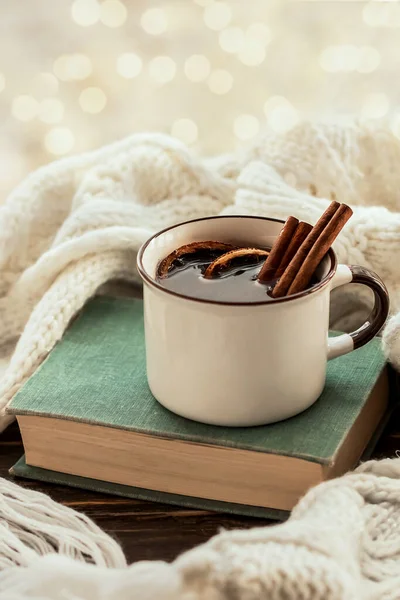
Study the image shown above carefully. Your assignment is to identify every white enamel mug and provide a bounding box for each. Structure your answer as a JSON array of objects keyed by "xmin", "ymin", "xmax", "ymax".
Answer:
[{"xmin": 137, "ymin": 216, "xmax": 389, "ymax": 426}]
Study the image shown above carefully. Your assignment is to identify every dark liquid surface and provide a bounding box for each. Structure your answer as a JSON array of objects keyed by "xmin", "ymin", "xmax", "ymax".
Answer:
[{"xmin": 158, "ymin": 254, "xmax": 275, "ymax": 302}]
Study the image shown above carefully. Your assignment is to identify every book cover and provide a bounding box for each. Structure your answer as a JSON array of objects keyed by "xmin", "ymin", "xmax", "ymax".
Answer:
[
  {"xmin": 10, "ymin": 403, "xmax": 393, "ymax": 521},
  {"xmin": 8, "ymin": 296, "xmax": 388, "ymax": 464}
]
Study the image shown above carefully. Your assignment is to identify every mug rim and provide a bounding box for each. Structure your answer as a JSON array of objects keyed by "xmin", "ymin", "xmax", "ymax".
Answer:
[{"xmin": 137, "ymin": 215, "xmax": 337, "ymax": 306}]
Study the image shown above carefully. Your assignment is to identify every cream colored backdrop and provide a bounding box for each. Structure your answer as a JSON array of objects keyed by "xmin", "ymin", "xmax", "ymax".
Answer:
[{"xmin": 0, "ymin": 0, "xmax": 399, "ymax": 198}]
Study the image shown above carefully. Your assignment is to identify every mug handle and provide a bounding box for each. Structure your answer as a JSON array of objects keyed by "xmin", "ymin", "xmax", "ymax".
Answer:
[{"xmin": 327, "ymin": 264, "xmax": 390, "ymax": 360}]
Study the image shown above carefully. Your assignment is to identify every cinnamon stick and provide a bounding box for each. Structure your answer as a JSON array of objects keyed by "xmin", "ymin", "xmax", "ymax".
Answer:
[
  {"xmin": 286, "ymin": 203, "xmax": 352, "ymax": 295},
  {"xmin": 271, "ymin": 201, "xmax": 340, "ymax": 298},
  {"xmin": 274, "ymin": 222, "xmax": 313, "ymax": 278},
  {"xmin": 257, "ymin": 216, "xmax": 299, "ymax": 283}
]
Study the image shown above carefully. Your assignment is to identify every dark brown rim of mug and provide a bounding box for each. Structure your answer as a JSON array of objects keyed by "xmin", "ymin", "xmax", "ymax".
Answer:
[{"xmin": 137, "ymin": 215, "xmax": 337, "ymax": 306}]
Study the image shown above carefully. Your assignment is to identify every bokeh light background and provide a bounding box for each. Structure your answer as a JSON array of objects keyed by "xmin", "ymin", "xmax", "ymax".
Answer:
[{"xmin": 1, "ymin": 0, "xmax": 400, "ymax": 198}]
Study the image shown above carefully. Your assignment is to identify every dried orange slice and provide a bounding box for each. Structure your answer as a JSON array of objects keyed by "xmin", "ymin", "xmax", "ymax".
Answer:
[
  {"xmin": 203, "ymin": 248, "xmax": 269, "ymax": 279},
  {"xmin": 156, "ymin": 241, "xmax": 236, "ymax": 279}
]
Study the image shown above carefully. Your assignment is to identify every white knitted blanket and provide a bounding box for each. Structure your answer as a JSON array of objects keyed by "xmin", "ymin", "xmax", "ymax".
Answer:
[{"xmin": 0, "ymin": 121, "xmax": 400, "ymax": 599}]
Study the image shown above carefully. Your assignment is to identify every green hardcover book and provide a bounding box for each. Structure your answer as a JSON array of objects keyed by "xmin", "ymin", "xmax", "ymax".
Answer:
[{"xmin": 7, "ymin": 296, "xmax": 394, "ymax": 517}]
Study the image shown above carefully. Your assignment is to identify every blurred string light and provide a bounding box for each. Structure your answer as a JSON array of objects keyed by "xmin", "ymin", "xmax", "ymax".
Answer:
[
  {"xmin": 117, "ymin": 53, "xmax": 142, "ymax": 78},
  {"xmin": 53, "ymin": 54, "xmax": 92, "ymax": 81},
  {"xmin": 264, "ymin": 96, "xmax": 289, "ymax": 114},
  {"xmin": 319, "ymin": 45, "xmax": 359, "ymax": 73},
  {"xmin": 38, "ymin": 99, "xmax": 64, "ymax": 124},
  {"xmin": 219, "ymin": 27, "xmax": 244, "ymax": 53},
  {"xmin": 238, "ymin": 40, "xmax": 266, "ymax": 66},
  {"xmin": 246, "ymin": 23, "xmax": 271, "ymax": 45},
  {"xmin": 357, "ymin": 47, "xmax": 381, "ymax": 74},
  {"xmin": 100, "ymin": 0, "xmax": 127, "ymax": 27},
  {"xmin": 219, "ymin": 23, "xmax": 270, "ymax": 66},
  {"xmin": 264, "ymin": 96, "xmax": 299, "ymax": 133},
  {"xmin": 5, "ymin": 0, "xmax": 400, "ymax": 195},
  {"xmin": 233, "ymin": 114, "xmax": 260, "ymax": 140},
  {"xmin": 203, "ymin": 2, "xmax": 231, "ymax": 31},
  {"xmin": 140, "ymin": 7, "xmax": 167, "ymax": 35},
  {"xmin": 184, "ymin": 55, "xmax": 210, "ymax": 82},
  {"xmin": 45, "ymin": 127, "xmax": 75, "ymax": 155},
  {"xmin": 72, "ymin": 0, "xmax": 126, "ymax": 28},
  {"xmin": 71, "ymin": 0, "xmax": 100, "ymax": 26},
  {"xmin": 11, "ymin": 95, "xmax": 38, "ymax": 122},
  {"xmin": 207, "ymin": 69, "xmax": 233, "ymax": 94},
  {"xmin": 363, "ymin": 1, "xmax": 400, "ymax": 28},
  {"xmin": 361, "ymin": 93, "xmax": 389, "ymax": 119},
  {"xmin": 319, "ymin": 45, "xmax": 380, "ymax": 74},
  {"xmin": 79, "ymin": 87, "xmax": 107, "ymax": 113},
  {"xmin": 171, "ymin": 118, "xmax": 198, "ymax": 144},
  {"xmin": 148, "ymin": 56, "xmax": 176, "ymax": 84}
]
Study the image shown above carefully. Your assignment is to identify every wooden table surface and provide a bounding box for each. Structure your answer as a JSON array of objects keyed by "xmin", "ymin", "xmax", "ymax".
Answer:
[{"xmin": 0, "ymin": 413, "xmax": 399, "ymax": 565}]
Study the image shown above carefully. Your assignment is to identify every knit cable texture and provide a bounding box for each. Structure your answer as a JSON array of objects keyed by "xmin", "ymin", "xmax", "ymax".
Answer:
[
  {"xmin": 0, "ymin": 121, "xmax": 399, "ymax": 598},
  {"xmin": 1, "ymin": 457, "xmax": 400, "ymax": 598},
  {"xmin": 0, "ymin": 122, "xmax": 399, "ymax": 430}
]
